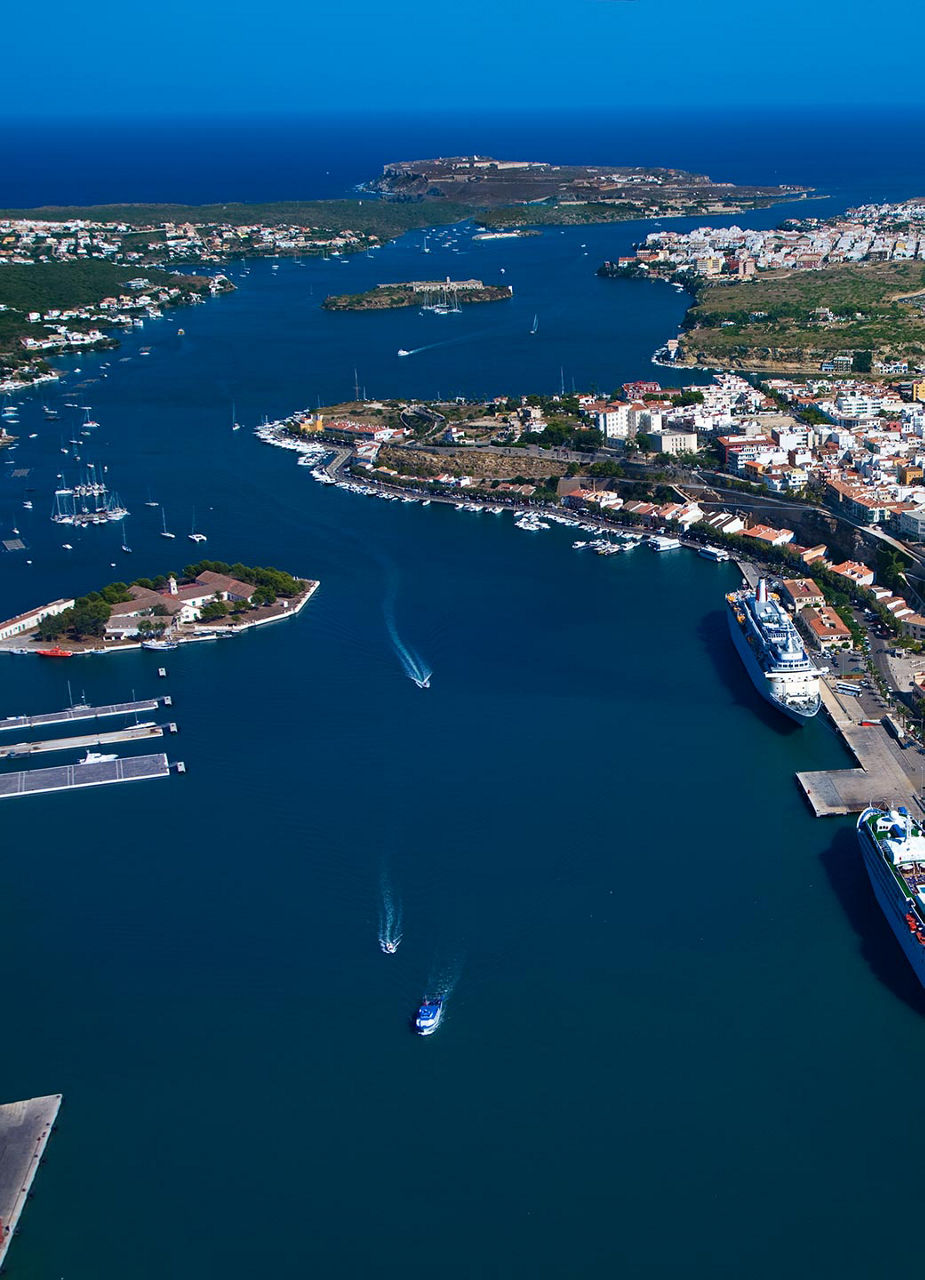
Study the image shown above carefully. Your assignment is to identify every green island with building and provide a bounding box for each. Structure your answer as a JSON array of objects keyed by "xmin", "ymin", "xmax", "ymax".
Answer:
[
  {"xmin": 322, "ymin": 279, "xmax": 512, "ymax": 311},
  {"xmin": 0, "ymin": 561, "xmax": 318, "ymax": 654}
]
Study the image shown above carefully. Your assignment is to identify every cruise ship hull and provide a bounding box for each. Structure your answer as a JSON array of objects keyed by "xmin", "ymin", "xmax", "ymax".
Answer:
[
  {"xmin": 858, "ymin": 815, "xmax": 925, "ymax": 989},
  {"xmin": 726, "ymin": 602, "xmax": 819, "ymax": 723}
]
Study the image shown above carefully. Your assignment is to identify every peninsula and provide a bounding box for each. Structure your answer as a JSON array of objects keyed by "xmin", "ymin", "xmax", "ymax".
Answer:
[
  {"xmin": 367, "ymin": 155, "xmax": 812, "ymax": 224},
  {"xmin": 322, "ymin": 279, "xmax": 512, "ymax": 311}
]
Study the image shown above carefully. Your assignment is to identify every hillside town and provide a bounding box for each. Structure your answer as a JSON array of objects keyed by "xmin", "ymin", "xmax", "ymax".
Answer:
[
  {"xmin": 0, "ymin": 215, "xmax": 376, "ymax": 268},
  {"xmin": 15, "ymin": 274, "xmax": 232, "ymax": 357},
  {"xmin": 609, "ymin": 199, "xmax": 925, "ymax": 279},
  {"xmin": 260, "ymin": 365, "xmax": 925, "ymax": 641}
]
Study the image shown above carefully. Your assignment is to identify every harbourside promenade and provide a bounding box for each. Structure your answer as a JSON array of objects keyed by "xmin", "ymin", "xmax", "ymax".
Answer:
[{"xmin": 0, "ymin": 1094, "xmax": 61, "ymax": 1271}]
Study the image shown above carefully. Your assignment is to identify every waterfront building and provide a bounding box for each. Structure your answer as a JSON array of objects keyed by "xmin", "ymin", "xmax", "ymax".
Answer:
[
  {"xmin": 741, "ymin": 522, "xmax": 795, "ymax": 547},
  {"xmin": 780, "ymin": 579, "xmax": 825, "ymax": 612},
  {"xmin": 0, "ymin": 598, "xmax": 75, "ymax": 641},
  {"xmin": 799, "ymin": 606, "xmax": 853, "ymax": 650},
  {"xmin": 830, "ymin": 560, "xmax": 876, "ymax": 588}
]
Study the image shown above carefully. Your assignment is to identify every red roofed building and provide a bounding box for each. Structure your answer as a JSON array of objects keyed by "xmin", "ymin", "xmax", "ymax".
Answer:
[
  {"xmin": 830, "ymin": 560, "xmax": 875, "ymax": 588},
  {"xmin": 741, "ymin": 523, "xmax": 795, "ymax": 546},
  {"xmin": 800, "ymin": 606, "xmax": 852, "ymax": 650}
]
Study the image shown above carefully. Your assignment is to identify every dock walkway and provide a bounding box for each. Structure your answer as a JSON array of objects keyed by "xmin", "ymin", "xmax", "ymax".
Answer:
[
  {"xmin": 0, "ymin": 752, "xmax": 170, "ymax": 800},
  {"xmin": 0, "ymin": 698, "xmax": 160, "ymax": 733},
  {"xmin": 0, "ymin": 1094, "xmax": 61, "ymax": 1270},
  {"xmin": 0, "ymin": 722, "xmax": 164, "ymax": 760}
]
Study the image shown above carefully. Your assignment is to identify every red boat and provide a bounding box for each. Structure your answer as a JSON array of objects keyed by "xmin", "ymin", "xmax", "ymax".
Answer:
[{"xmin": 36, "ymin": 647, "xmax": 73, "ymax": 658}]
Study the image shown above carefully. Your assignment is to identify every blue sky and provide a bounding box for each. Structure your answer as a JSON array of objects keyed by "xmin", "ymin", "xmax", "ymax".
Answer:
[{"xmin": 4, "ymin": 0, "xmax": 920, "ymax": 117}]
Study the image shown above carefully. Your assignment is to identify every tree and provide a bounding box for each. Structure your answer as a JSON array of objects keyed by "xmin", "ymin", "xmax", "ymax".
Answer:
[
  {"xmin": 199, "ymin": 600, "xmax": 229, "ymax": 622},
  {"xmin": 852, "ymin": 350, "xmax": 872, "ymax": 373},
  {"xmin": 876, "ymin": 546, "xmax": 909, "ymax": 594}
]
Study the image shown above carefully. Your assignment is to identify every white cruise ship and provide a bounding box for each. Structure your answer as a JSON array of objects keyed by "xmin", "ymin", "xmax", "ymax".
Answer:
[
  {"xmin": 726, "ymin": 578, "xmax": 821, "ymax": 722},
  {"xmin": 857, "ymin": 806, "xmax": 925, "ymax": 989}
]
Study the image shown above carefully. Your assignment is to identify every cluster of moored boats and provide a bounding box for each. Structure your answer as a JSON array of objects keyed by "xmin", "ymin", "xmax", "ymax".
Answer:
[{"xmin": 51, "ymin": 463, "xmax": 129, "ymax": 527}]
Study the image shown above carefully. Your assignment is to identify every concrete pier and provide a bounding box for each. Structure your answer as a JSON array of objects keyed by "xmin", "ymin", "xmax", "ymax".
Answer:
[
  {"xmin": 0, "ymin": 698, "xmax": 161, "ymax": 733},
  {"xmin": 0, "ymin": 722, "xmax": 164, "ymax": 760},
  {"xmin": 0, "ymin": 1094, "xmax": 61, "ymax": 1271},
  {"xmin": 797, "ymin": 681, "xmax": 924, "ymax": 817},
  {"xmin": 0, "ymin": 752, "xmax": 170, "ymax": 800}
]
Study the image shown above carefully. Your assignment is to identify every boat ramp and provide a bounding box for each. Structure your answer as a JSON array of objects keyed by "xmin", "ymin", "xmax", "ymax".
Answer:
[{"xmin": 0, "ymin": 1094, "xmax": 62, "ymax": 1270}]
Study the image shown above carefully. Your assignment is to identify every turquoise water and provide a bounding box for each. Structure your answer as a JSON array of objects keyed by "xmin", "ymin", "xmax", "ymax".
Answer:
[{"xmin": 3, "ymin": 220, "xmax": 925, "ymax": 1278}]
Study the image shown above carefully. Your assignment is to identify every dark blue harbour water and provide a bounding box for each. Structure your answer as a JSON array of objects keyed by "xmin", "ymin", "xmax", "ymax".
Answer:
[{"xmin": 2, "ymin": 113, "xmax": 925, "ymax": 1278}]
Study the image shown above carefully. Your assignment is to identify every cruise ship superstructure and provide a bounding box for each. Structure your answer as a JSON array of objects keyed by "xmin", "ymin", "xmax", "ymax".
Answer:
[
  {"xmin": 857, "ymin": 806, "xmax": 925, "ymax": 989},
  {"xmin": 726, "ymin": 578, "xmax": 821, "ymax": 722}
]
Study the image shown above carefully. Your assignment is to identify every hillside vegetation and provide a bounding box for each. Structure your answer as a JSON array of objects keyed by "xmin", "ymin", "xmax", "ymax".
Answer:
[{"xmin": 680, "ymin": 260, "xmax": 925, "ymax": 371}]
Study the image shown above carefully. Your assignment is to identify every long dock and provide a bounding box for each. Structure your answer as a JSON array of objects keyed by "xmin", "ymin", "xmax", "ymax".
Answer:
[
  {"xmin": 0, "ymin": 1094, "xmax": 62, "ymax": 1271},
  {"xmin": 797, "ymin": 681, "xmax": 922, "ymax": 816},
  {"xmin": 0, "ymin": 698, "xmax": 161, "ymax": 733},
  {"xmin": 0, "ymin": 752, "xmax": 170, "ymax": 800},
  {"xmin": 0, "ymin": 722, "xmax": 165, "ymax": 760}
]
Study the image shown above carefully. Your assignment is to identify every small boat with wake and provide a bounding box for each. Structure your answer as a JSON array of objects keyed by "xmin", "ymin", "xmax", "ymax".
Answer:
[
  {"xmin": 380, "ymin": 937, "xmax": 401, "ymax": 954},
  {"xmin": 414, "ymin": 995, "xmax": 444, "ymax": 1036}
]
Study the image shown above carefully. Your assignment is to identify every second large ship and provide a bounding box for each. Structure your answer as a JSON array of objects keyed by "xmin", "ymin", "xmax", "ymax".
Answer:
[
  {"xmin": 726, "ymin": 578, "xmax": 821, "ymax": 722},
  {"xmin": 857, "ymin": 806, "xmax": 925, "ymax": 989}
]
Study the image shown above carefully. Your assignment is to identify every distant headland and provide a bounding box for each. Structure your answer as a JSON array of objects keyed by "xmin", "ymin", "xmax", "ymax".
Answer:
[{"xmin": 365, "ymin": 155, "xmax": 812, "ymax": 225}]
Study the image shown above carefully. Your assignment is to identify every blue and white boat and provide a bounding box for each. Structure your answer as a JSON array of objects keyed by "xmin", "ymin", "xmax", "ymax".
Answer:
[
  {"xmin": 726, "ymin": 578, "xmax": 821, "ymax": 722},
  {"xmin": 857, "ymin": 806, "xmax": 925, "ymax": 989},
  {"xmin": 414, "ymin": 996, "xmax": 444, "ymax": 1035}
]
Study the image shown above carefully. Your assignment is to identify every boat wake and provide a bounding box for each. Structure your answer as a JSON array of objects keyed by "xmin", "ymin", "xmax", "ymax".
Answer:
[
  {"xmin": 384, "ymin": 577, "xmax": 432, "ymax": 689},
  {"xmin": 378, "ymin": 873, "xmax": 403, "ymax": 954},
  {"xmin": 425, "ymin": 957, "xmax": 463, "ymax": 1004},
  {"xmin": 396, "ymin": 329, "xmax": 493, "ymax": 360}
]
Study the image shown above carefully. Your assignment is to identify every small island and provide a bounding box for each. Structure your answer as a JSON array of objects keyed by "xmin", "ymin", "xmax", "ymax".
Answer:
[
  {"xmin": 322, "ymin": 278, "xmax": 512, "ymax": 311},
  {"xmin": 0, "ymin": 561, "xmax": 318, "ymax": 655}
]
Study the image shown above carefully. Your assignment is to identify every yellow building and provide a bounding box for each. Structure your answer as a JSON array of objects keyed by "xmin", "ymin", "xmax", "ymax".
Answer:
[{"xmin": 296, "ymin": 414, "xmax": 324, "ymax": 434}]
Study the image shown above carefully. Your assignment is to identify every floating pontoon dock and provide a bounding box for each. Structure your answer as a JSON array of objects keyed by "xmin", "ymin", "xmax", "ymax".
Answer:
[
  {"xmin": 0, "ymin": 753, "xmax": 170, "ymax": 800},
  {"xmin": 0, "ymin": 722, "xmax": 165, "ymax": 760},
  {"xmin": 0, "ymin": 697, "xmax": 162, "ymax": 733}
]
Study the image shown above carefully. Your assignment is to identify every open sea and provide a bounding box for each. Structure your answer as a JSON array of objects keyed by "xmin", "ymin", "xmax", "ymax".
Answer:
[{"xmin": 2, "ymin": 111, "xmax": 925, "ymax": 1278}]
